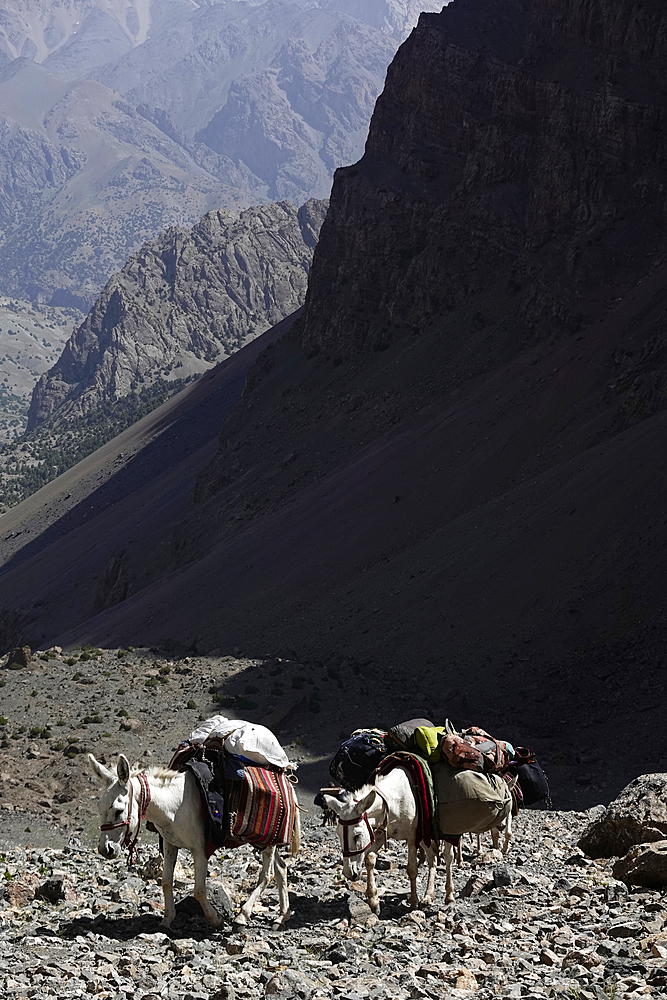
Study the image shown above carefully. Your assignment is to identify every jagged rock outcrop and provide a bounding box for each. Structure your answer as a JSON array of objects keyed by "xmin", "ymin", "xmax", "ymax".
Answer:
[
  {"xmin": 27, "ymin": 199, "xmax": 327, "ymax": 429},
  {"xmin": 298, "ymin": 0, "xmax": 667, "ymax": 361}
]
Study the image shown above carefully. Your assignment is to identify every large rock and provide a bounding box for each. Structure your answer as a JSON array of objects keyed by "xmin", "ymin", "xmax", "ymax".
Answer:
[
  {"xmin": 578, "ymin": 774, "xmax": 667, "ymax": 859},
  {"xmin": 612, "ymin": 841, "xmax": 667, "ymax": 890}
]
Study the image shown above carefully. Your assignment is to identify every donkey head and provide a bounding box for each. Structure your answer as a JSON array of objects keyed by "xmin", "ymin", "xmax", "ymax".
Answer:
[
  {"xmin": 322, "ymin": 788, "xmax": 377, "ymax": 879},
  {"xmin": 88, "ymin": 753, "xmax": 133, "ymax": 859}
]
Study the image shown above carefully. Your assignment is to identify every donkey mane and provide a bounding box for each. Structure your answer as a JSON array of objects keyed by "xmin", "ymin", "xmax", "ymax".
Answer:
[{"xmin": 140, "ymin": 765, "xmax": 181, "ymax": 782}]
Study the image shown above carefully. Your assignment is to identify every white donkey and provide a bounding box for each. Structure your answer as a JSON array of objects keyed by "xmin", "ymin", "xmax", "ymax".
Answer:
[
  {"xmin": 322, "ymin": 767, "xmax": 438, "ymax": 914},
  {"xmin": 324, "ymin": 766, "xmax": 513, "ymax": 907},
  {"xmin": 89, "ymin": 752, "xmax": 300, "ymax": 930}
]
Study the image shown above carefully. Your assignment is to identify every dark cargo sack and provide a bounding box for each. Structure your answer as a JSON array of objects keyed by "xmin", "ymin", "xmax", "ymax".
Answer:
[
  {"xmin": 511, "ymin": 747, "xmax": 552, "ymax": 807},
  {"xmin": 328, "ymin": 730, "xmax": 388, "ymax": 790},
  {"xmin": 385, "ymin": 718, "xmax": 435, "ymax": 753}
]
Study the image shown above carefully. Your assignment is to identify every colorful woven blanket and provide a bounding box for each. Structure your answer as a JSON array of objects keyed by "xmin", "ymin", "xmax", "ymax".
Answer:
[
  {"xmin": 224, "ymin": 765, "xmax": 297, "ymax": 852},
  {"xmin": 375, "ymin": 751, "xmax": 436, "ymax": 849}
]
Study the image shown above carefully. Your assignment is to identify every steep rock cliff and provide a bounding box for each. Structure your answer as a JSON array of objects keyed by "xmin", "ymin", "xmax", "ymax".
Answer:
[
  {"xmin": 27, "ymin": 199, "xmax": 327, "ymax": 429},
  {"xmin": 298, "ymin": 0, "xmax": 667, "ymax": 360}
]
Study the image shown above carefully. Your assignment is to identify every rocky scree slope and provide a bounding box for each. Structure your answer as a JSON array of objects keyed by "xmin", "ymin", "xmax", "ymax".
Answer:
[
  {"xmin": 1, "ymin": 808, "xmax": 667, "ymax": 1000},
  {"xmin": 0, "ymin": 0, "xmax": 440, "ymax": 306},
  {"xmin": 0, "ymin": 646, "xmax": 667, "ymax": 999}
]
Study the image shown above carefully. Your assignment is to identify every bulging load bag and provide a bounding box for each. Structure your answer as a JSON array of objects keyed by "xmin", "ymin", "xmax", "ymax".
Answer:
[
  {"xmin": 182, "ymin": 715, "xmax": 292, "ymax": 770},
  {"xmin": 224, "ymin": 722, "xmax": 291, "ymax": 769}
]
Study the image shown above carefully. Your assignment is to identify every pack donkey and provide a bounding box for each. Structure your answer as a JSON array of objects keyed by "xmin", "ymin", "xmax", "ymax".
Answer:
[
  {"xmin": 323, "ymin": 762, "xmax": 512, "ymax": 910},
  {"xmin": 322, "ymin": 766, "xmax": 438, "ymax": 913},
  {"xmin": 89, "ymin": 752, "xmax": 301, "ymax": 930}
]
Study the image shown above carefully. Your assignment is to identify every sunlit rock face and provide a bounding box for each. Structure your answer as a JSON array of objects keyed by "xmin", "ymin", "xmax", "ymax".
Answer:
[{"xmin": 27, "ymin": 198, "xmax": 328, "ymax": 428}]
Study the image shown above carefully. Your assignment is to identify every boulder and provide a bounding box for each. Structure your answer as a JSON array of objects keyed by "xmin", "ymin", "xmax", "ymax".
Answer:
[
  {"xmin": 5, "ymin": 645, "xmax": 31, "ymax": 669},
  {"xmin": 612, "ymin": 840, "xmax": 667, "ymax": 890},
  {"xmin": 578, "ymin": 774, "xmax": 667, "ymax": 858}
]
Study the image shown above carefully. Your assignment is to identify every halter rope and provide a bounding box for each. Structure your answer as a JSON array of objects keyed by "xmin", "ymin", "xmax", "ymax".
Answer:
[
  {"xmin": 100, "ymin": 772, "xmax": 152, "ymax": 867},
  {"xmin": 338, "ymin": 786, "xmax": 390, "ymax": 857}
]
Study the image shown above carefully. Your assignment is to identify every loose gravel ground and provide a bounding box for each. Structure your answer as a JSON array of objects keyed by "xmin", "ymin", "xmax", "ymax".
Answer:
[{"xmin": 1, "ymin": 647, "xmax": 666, "ymax": 999}]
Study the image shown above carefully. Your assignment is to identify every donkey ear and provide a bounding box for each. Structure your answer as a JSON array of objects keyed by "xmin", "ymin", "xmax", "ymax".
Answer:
[
  {"xmin": 354, "ymin": 788, "xmax": 377, "ymax": 816},
  {"xmin": 322, "ymin": 794, "xmax": 344, "ymax": 817},
  {"xmin": 88, "ymin": 753, "xmax": 115, "ymax": 784},
  {"xmin": 117, "ymin": 754, "xmax": 131, "ymax": 785}
]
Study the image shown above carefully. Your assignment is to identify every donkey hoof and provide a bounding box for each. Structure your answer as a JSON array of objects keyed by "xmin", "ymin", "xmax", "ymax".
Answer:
[{"xmin": 271, "ymin": 909, "xmax": 291, "ymax": 931}]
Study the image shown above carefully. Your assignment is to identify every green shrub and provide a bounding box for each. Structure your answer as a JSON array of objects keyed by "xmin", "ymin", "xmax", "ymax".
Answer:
[
  {"xmin": 212, "ymin": 692, "xmax": 235, "ymax": 706},
  {"xmin": 186, "ymin": 700, "xmax": 197, "ymax": 710},
  {"xmin": 235, "ymin": 696, "xmax": 258, "ymax": 711},
  {"xmin": 0, "ymin": 716, "xmax": 7, "ymax": 726},
  {"xmin": 7, "ymin": 661, "xmax": 23, "ymax": 670}
]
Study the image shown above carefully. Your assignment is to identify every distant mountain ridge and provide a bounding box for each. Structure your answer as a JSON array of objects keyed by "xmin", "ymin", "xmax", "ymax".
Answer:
[
  {"xmin": 0, "ymin": 197, "xmax": 326, "ymax": 509},
  {"xmin": 0, "ymin": 0, "xmax": 441, "ymax": 307},
  {"xmin": 27, "ymin": 198, "xmax": 327, "ymax": 429}
]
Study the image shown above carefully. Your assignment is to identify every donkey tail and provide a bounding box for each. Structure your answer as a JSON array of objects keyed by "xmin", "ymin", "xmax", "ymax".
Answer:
[{"xmin": 290, "ymin": 791, "xmax": 302, "ymax": 857}]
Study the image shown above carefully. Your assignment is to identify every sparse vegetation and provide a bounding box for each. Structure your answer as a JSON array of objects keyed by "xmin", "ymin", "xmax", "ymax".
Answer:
[{"xmin": 0, "ymin": 376, "xmax": 197, "ymax": 508}]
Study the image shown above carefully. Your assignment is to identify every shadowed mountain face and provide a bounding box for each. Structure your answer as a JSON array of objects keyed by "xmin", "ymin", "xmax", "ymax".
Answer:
[
  {"xmin": 1, "ymin": 0, "xmax": 667, "ymax": 807},
  {"xmin": 0, "ymin": 0, "xmax": 440, "ymax": 307}
]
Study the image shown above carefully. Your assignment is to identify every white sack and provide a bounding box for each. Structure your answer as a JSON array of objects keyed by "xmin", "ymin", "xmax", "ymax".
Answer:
[
  {"xmin": 225, "ymin": 722, "xmax": 291, "ymax": 769},
  {"xmin": 186, "ymin": 715, "xmax": 291, "ymax": 769}
]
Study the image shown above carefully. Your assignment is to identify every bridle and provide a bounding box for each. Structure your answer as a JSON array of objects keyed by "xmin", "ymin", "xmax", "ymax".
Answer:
[
  {"xmin": 338, "ymin": 786, "xmax": 390, "ymax": 857},
  {"xmin": 100, "ymin": 772, "xmax": 151, "ymax": 866}
]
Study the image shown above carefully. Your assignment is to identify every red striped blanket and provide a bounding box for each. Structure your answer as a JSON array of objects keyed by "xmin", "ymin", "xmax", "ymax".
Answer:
[{"xmin": 224, "ymin": 765, "xmax": 297, "ymax": 851}]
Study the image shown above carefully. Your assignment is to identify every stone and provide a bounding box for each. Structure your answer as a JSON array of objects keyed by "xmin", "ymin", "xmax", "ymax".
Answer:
[
  {"xmin": 5, "ymin": 646, "xmax": 31, "ymax": 669},
  {"xmin": 612, "ymin": 840, "xmax": 667, "ymax": 890},
  {"xmin": 578, "ymin": 774, "xmax": 667, "ymax": 859},
  {"xmin": 607, "ymin": 920, "xmax": 644, "ymax": 938}
]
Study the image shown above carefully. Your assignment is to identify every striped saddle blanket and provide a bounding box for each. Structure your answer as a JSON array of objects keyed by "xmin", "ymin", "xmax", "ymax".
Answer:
[{"xmin": 224, "ymin": 765, "xmax": 297, "ymax": 851}]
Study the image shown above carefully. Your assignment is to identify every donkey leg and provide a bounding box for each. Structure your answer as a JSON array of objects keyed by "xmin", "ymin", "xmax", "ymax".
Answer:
[
  {"xmin": 364, "ymin": 850, "xmax": 381, "ymax": 914},
  {"xmin": 420, "ymin": 844, "xmax": 438, "ymax": 908},
  {"xmin": 407, "ymin": 840, "xmax": 419, "ymax": 910},
  {"xmin": 272, "ymin": 850, "xmax": 291, "ymax": 930},
  {"xmin": 443, "ymin": 842, "xmax": 455, "ymax": 904},
  {"xmin": 491, "ymin": 827, "xmax": 500, "ymax": 851},
  {"xmin": 502, "ymin": 811, "xmax": 513, "ymax": 855},
  {"xmin": 160, "ymin": 841, "xmax": 178, "ymax": 929},
  {"xmin": 193, "ymin": 847, "xmax": 223, "ymax": 928},
  {"xmin": 235, "ymin": 846, "xmax": 274, "ymax": 927}
]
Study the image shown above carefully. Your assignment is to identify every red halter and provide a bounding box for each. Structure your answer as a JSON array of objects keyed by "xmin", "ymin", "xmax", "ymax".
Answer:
[
  {"xmin": 338, "ymin": 787, "xmax": 390, "ymax": 857},
  {"xmin": 100, "ymin": 773, "xmax": 151, "ymax": 866}
]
